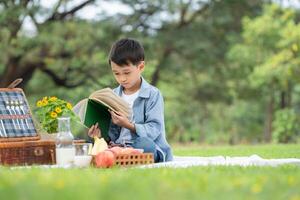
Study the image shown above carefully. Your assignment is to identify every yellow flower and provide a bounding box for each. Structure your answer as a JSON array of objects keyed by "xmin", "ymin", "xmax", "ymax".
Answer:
[
  {"xmin": 288, "ymin": 176, "xmax": 296, "ymax": 186},
  {"xmin": 54, "ymin": 179, "xmax": 65, "ymax": 189},
  {"xmin": 55, "ymin": 107, "xmax": 62, "ymax": 113},
  {"xmin": 290, "ymin": 195, "xmax": 300, "ymax": 200},
  {"xmin": 251, "ymin": 183, "xmax": 262, "ymax": 194},
  {"xmin": 50, "ymin": 111, "xmax": 58, "ymax": 118},
  {"xmin": 292, "ymin": 44, "xmax": 298, "ymax": 52},
  {"xmin": 49, "ymin": 96, "xmax": 58, "ymax": 102},
  {"xmin": 66, "ymin": 103, "xmax": 72, "ymax": 110},
  {"xmin": 42, "ymin": 99, "xmax": 48, "ymax": 106},
  {"xmin": 36, "ymin": 100, "xmax": 43, "ymax": 107},
  {"xmin": 43, "ymin": 96, "xmax": 48, "ymax": 101}
]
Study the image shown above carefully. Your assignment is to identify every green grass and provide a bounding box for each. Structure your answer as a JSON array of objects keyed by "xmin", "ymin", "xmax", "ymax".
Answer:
[
  {"xmin": 0, "ymin": 144, "xmax": 299, "ymax": 200},
  {"xmin": 173, "ymin": 143, "xmax": 300, "ymax": 158}
]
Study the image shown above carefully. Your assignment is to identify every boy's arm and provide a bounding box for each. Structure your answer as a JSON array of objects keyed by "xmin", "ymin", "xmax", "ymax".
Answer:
[
  {"xmin": 109, "ymin": 90, "xmax": 165, "ymax": 141},
  {"xmin": 134, "ymin": 90, "xmax": 164, "ymax": 141}
]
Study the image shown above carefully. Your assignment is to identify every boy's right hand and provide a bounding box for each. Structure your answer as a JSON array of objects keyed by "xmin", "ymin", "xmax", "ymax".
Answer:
[{"xmin": 88, "ymin": 123, "xmax": 102, "ymax": 138}]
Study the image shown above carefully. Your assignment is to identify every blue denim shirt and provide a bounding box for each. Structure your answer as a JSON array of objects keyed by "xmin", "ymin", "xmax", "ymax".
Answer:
[{"xmin": 108, "ymin": 77, "xmax": 173, "ymax": 162}]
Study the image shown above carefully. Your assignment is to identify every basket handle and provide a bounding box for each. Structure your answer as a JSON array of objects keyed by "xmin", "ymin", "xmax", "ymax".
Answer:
[{"xmin": 7, "ymin": 78, "xmax": 23, "ymax": 89}]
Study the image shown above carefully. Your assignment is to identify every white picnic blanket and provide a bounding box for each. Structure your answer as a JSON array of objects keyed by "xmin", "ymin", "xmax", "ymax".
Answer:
[
  {"xmin": 7, "ymin": 155, "xmax": 300, "ymax": 170},
  {"xmin": 138, "ymin": 155, "xmax": 300, "ymax": 168}
]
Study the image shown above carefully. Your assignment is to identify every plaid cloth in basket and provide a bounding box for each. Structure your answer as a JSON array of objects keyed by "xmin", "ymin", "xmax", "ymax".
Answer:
[{"xmin": 0, "ymin": 91, "xmax": 37, "ymax": 137}]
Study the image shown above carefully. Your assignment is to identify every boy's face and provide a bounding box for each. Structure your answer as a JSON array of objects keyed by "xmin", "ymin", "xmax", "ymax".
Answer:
[{"xmin": 111, "ymin": 61, "xmax": 144, "ymax": 91}]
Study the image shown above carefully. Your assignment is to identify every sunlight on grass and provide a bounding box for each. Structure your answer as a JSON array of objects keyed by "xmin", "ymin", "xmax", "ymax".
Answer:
[
  {"xmin": 0, "ymin": 144, "xmax": 299, "ymax": 200},
  {"xmin": 172, "ymin": 144, "xmax": 300, "ymax": 158}
]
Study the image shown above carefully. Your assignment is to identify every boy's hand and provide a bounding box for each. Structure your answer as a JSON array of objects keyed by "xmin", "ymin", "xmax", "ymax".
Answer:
[
  {"xmin": 109, "ymin": 110, "xmax": 135, "ymax": 132},
  {"xmin": 88, "ymin": 123, "xmax": 102, "ymax": 138},
  {"xmin": 108, "ymin": 141, "xmax": 122, "ymax": 148}
]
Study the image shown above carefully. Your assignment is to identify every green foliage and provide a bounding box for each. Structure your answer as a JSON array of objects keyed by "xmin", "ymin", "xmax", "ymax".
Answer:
[
  {"xmin": 273, "ymin": 109, "xmax": 300, "ymax": 143},
  {"xmin": 229, "ymin": 4, "xmax": 300, "ymax": 91},
  {"xmin": 227, "ymin": 4, "xmax": 300, "ymax": 143}
]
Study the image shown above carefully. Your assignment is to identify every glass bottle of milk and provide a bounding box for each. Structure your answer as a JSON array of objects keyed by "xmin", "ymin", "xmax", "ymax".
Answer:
[{"xmin": 55, "ymin": 117, "xmax": 75, "ymax": 166}]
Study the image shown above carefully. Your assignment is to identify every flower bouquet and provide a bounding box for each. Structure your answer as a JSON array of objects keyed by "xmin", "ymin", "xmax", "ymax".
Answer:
[{"xmin": 35, "ymin": 96, "xmax": 78, "ymax": 133}]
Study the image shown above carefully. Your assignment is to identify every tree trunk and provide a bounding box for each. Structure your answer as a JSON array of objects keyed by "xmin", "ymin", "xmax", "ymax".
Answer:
[
  {"xmin": 0, "ymin": 58, "xmax": 38, "ymax": 89},
  {"xmin": 151, "ymin": 47, "xmax": 173, "ymax": 86},
  {"xmin": 287, "ymin": 82, "xmax": 292, "ymax": 107},
  {"xmin": 264, "ymin": 93, "xmax": 274, "ymax": 142},
  {"xmin": 151, "ymin": 63, "xmax": 161, "ymax": 87},
  {"xmin": 198, "ymin": 104, "xmax": 208, "ymax": 143},
  {"xmin": 280, "ymin": 82, "xmax": 293, "ymax": 109},
  {"xmin": 280, "ymin": 91, "xmax": 286, "ymax": 109}
]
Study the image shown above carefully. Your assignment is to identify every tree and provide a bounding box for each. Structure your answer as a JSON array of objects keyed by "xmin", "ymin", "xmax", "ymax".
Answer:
[
  {"xmin": 227, "ymin": 4, "xmax": 300, "ymax": 142},
  {"xmin": 0, "ymin": 0, "xmax": 112, "ymax": 88},
  {"xmin": 109, "ymin": 0, "xmax": 267, "ymax": 142},
  {"xmin": 2, "ymin": 0, "xmax": 286, "ymax": 143}
]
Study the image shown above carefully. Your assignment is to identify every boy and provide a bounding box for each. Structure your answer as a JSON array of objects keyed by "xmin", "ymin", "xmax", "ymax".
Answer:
[{"xmin": 88, "ymin": 38, "xmax": 173, "ymax": 162}]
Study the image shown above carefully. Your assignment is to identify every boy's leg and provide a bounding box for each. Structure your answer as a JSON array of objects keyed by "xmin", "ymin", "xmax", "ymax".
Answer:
[{"xmin": 132, "ymin": 137, "xmax": 160, "ymax": 162}]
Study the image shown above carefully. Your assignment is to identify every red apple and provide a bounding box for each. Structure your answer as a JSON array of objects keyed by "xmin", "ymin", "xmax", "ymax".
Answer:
[
  {"xmin": 120, "ymin": 147, "xmax": 142, "ymax": 154},
  {"xmin": 120, "ymin": 147, "xmax": 132, "ymax": 154},
  {"xmin": 94, "ymin": 150, "xmax": 115, "ymax": 168},
  {"xmin": 109, "ymin": 146, "xmax": 123, "ymax": 155},
  {"xmin": 130, "ymin": 149, "xmax": 142, "ymax": 154}
]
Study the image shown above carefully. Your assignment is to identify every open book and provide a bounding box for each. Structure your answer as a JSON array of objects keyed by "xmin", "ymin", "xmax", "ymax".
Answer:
[{"xmin": 73, "ymin": 88, "xmax": 131, "ymax": 141}]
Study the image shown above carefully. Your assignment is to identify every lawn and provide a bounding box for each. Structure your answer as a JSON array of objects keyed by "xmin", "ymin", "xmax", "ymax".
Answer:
[{"xmin": 0, "ymin": 144, "xmax": 299, "ymax": 200}]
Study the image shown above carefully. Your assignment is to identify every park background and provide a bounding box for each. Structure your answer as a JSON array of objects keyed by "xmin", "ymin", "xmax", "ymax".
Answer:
[
  {"xmin": 1, "ymin": 0, "xmax": 300, "ymax": 144},
  {"xmin": 1, "ymin": 1, "xmax": 300, "ymax": 200}
]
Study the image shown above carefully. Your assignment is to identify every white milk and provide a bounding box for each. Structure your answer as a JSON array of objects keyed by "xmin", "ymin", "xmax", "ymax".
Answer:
[
  {"xmin": 56, "ymin": 147, "xmax": 75, "ymax": 166},
  {"xmin": 74, "ymin": 155, "xmax": 92, "ymax": 168}
]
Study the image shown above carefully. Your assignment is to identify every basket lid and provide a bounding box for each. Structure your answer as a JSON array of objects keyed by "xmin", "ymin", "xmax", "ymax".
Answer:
[{"xmin": 0, "ymin": 79, "xmax": 40, "ymax": 142}]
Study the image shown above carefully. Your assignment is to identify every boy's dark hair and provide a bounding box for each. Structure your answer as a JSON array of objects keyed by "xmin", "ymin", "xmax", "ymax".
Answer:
[{"xmin": 108, "ymin": 38, "xmax": 144, "ymax": 66}]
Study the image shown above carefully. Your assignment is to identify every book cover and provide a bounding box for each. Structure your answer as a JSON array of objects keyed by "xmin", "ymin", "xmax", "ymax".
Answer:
[
  {"xmin": 84, "ymin": 99, "xmax": 111, "ymax": 141},
  {"xmin": 73, "ymin": 88, "xmax": 131, "ymax": 141}
]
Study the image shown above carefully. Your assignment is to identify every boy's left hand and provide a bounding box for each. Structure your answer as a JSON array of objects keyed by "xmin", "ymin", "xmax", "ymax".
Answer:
[{"xmin": 109, "ymin": 110, "xmax": 131, "ymax": 129}]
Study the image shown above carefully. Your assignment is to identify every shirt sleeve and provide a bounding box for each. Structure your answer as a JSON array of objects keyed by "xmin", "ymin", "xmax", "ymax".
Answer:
[
  {"xmin": 108, "ymin": 122, "xmax": 120, "ymax": 142},
  {"xmin": 134, "ymin": 90, "xmax": 164, "ymax": 141}
]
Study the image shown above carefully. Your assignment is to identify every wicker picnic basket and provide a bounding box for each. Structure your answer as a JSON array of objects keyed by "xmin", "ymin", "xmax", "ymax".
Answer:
[
  {"xmin": 0, "ymin": 79, "xmax": 57, "ymax": 166},
  {"xmin": 0, "ymin": 140, "xmax": 56, "ymax": 165},
  {"xmin": 0, "ymin": 79, "xmax": 40, "ymax": 142}
]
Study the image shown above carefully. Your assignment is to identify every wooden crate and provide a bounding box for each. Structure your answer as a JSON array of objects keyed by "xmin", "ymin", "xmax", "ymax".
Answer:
[{"xmin": 115, "ymin": 153, "xmax": 154, "ymax": 167}]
